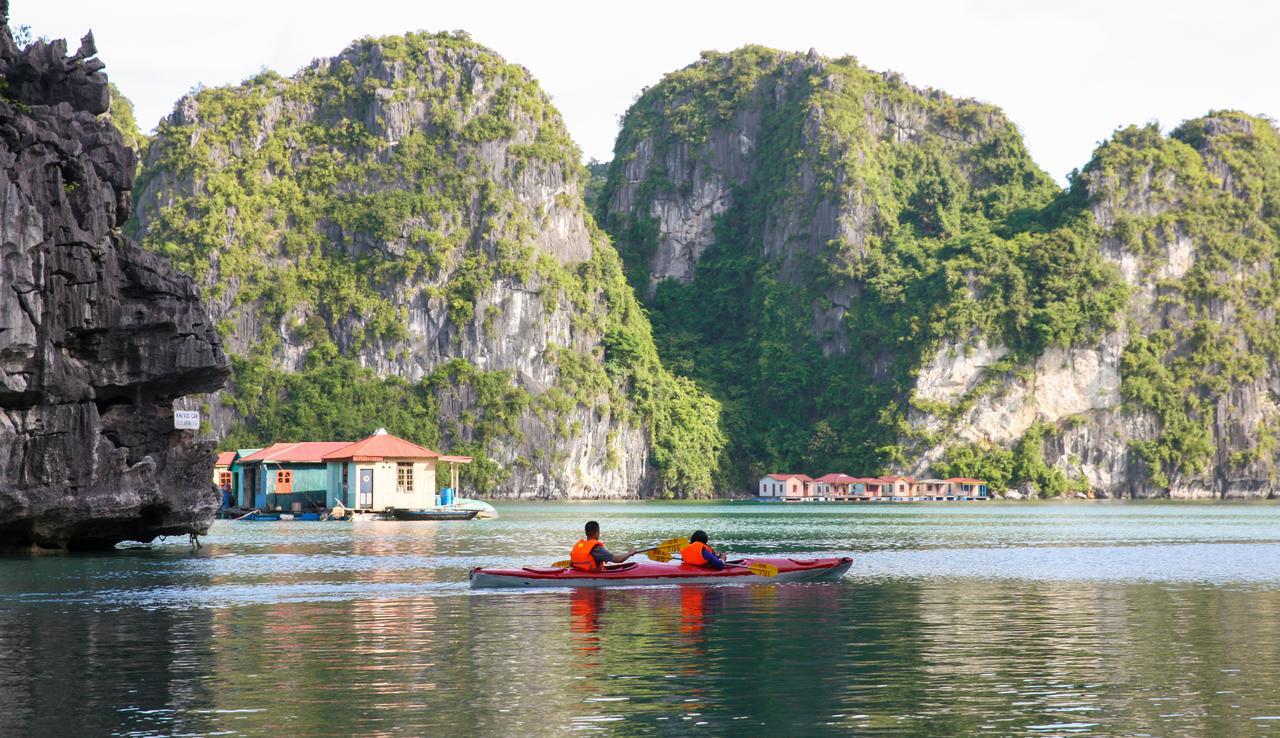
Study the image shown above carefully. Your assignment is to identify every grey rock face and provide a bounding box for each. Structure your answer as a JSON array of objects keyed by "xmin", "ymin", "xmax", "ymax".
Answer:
[
  {"xmin": 0, "ymin": 27, "xmax": 229, "ymax": 550},
  {"xmin": 606, "ymin": 53, "xmax": 1007, "ymax": 359}
]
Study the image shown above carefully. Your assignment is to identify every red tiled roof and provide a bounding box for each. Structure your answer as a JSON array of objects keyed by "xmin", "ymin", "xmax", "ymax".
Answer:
[
  {"xmin": 945, "ymin": 477, "xmax": 987, "ymax": 484},
  {"xmin": 814, "ymin": 473, "xmax": 859, "ymax": 484},
  {"xmin": 878, "ymin": 475, "xmax": 915, "ymax": 483},
  {"xmin": 437, "ymin": 455, "xmax": 473, "ymax": 464},
  {"xmin": 322, "ymin": 433, "xmax": 440, "ymax": 461},
  {"xmin": 240, "ymin": 442, "xmax": 354, "ymax": 464},
  {"xmin": 767, "ymin": 473, "xmax": 814, "ymax": 482},
  {"xmin": 214, "ymin": 451, "xmax": 236, "ymax": 468}
]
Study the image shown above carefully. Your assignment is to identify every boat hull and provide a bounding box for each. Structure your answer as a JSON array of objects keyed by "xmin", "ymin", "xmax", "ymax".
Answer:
[
  {"xmin": 388, "ymin": 508, "xmax": 479, "ymax": 521},
  {"xmin": 469, "ymin": 556, "xmax": 852, "ymax": 589}
]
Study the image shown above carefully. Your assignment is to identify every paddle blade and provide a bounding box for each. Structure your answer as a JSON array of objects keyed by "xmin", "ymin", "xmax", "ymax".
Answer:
[
  {"xmin": 649, "ymin": 537, "xmax": 688, "ymax": 554},
  {"xmin": 646, "ymin": 549, "xmax": 673, "ymax": 562},
  {"xmin": 737, "ymin": 562, "xmax": 779, "ymax": 577},
  {"xmin": 551, "ymin": 560, "xmax": 571, "ymax": 568},
  {"xmin": 749, "ymin": 563, "xmax": 779, "ymax": 577}
]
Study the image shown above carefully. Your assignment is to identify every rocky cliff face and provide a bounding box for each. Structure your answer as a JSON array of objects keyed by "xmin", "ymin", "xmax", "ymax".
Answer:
[
  {"xmin": 601, "ymin": 46, "xmax": 1118, "ymax": 487},
  {"xmin": 132, "ymin": 33, "xmax": 722, "ymax": 498},
  {"xmin": 603, "ymin": 46, "xmax": 1279, "ymax": 498},
  {"xmin": 0, "ymin": 25, "xmax": 229, "ymax": 550},
  {"xmin": 909, "ymin": 116, "xmax": 1280, "ymax": 498}
]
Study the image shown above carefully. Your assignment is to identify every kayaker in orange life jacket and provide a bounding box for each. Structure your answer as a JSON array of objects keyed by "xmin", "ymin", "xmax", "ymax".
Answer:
[
  {"xmin": 569, "ymin": 520, "xmax": 638, "ymax": 571},
  {"xmin": 680, "ymin": 530, "xmax": 726, "ymax": 570}
]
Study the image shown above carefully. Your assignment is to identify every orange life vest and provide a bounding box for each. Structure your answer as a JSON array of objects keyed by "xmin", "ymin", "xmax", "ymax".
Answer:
[
  {"xmin": 681, "ymin": 541, "xmax": 715, "ymax": 566},
  {"xmin": 570, "ymin": 539, "xmax": 604, "ymax": 571}
]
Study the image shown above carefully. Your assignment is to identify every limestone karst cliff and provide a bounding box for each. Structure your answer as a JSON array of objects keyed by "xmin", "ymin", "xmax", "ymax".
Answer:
[
  {"xmin": 0, "ymin": 21, "xmax": 229, "ymax": 550},
  {"xmin": 132, "ymin": 32, "xmax": 723, "ymax": 498},
  {"xmin": 908, "ymin": 116, "xmax": 1280, "ymax": 498},
  {"xmin": 601, "ymin": 46, "xmax": 1280, "ymax": 498}
]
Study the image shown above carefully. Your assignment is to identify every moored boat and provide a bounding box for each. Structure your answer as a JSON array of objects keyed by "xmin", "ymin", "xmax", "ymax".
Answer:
[
  {"xmin": 469, "ymin": 556, "xmax": 852, "ymax": 589},
  {"xmin": 388, "ymin": 507, "xmax": 480, "ymax": 521},
  {"xmin": 451, "ymin": 497, "xmax": 499, "ymax": 519}
]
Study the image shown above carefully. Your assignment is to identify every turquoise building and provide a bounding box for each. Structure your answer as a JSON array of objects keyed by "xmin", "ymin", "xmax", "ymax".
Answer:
[{"xmin": 235, "ymin": 442, "xmax": 351, "ymax": 512}]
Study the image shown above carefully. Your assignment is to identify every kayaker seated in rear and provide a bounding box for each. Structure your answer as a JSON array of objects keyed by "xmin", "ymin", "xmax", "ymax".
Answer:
[
  {"xmin": 569, "ymin": 521, "xmax": 638, "ymax": 571},
  {"xmin": 680, "ymin": 530, "xmax": 726, "ymax": 570}
]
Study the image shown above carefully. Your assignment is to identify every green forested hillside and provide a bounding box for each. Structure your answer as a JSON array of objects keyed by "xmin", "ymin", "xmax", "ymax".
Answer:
[{"xmin": 600, "ymin": 47, "xmax": 1130, "ymax": 489}]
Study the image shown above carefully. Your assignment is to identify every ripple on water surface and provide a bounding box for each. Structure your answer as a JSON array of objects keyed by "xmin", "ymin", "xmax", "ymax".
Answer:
[{"xmin": 2, "ymin": 502, "xmax": 1280, "ymax": 736}]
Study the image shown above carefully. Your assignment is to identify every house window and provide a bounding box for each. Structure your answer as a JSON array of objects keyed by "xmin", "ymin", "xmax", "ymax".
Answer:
[
  {"xmin": 218, "ymin": 471, "xmax": 232, "ymax": 489},
  {"xmin": 341, "ymin": 464, "xmax": 348, "ymax": 491},
  {"xmin": 397, "ymin": 463, "xmax": 414, "ymax": 493},
  {"xmin": 277, "ymin": 470, "xmax": 291, "ymax": 485}
]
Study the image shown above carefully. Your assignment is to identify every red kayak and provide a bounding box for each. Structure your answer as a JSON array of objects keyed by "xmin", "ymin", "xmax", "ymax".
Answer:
[{"xmin": 469, "ymin": 556, "xmax": 853, "ymax": 589}]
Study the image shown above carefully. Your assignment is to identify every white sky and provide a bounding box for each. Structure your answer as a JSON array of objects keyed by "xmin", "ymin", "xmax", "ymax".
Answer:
[{"xmin": 18, "ymin": 1, "xmax": 1280, "ymax": 181}]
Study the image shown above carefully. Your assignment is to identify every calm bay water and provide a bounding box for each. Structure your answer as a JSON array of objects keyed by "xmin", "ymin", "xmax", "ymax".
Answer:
[{"xmin": 3, "ymin": 502, "xmax": 1280, "ymax": 736}]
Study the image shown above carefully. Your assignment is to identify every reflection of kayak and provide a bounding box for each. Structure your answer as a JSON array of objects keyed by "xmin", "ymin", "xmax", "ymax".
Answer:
[{"xmin": 469, "ymin": 556, "xmax": 852, "ymax": 589}]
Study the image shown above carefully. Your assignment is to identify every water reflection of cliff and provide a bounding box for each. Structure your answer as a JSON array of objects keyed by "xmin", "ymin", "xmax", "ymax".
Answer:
[
  {"xmin": 199, "ymin": 523, "xmax": 449, "ymax": 734},
  {"xmin": 907, "ymin": 580, "xmax": 1280, "ymax": 735},
  {"xmin": 0, "ymin": 577, "xmax": 219, "ymax": 735}
]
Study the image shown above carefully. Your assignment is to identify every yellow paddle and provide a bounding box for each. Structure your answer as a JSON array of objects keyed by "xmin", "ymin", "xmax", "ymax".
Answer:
[
  {"xmin": 551, "ymin": 537, "xmax": 689, "ymax": 568},
  {"xmin": 725, "ymin": 561, "xmax": 779, "ymax": 577}
]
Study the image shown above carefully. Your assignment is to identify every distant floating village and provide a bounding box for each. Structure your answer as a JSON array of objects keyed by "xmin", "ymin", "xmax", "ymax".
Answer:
[
  {"xmin": 212, "ymin": 432, "xmax": 991, "ymax": 511},
  {"xmin": 757, "ymin": 474, "xmax": 989, "ymax": 502}
]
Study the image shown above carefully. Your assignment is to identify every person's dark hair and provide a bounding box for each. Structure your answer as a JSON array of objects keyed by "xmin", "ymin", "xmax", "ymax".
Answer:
[
  {"xmin": 691, "ymin": 530, "xmax": 708, "ymax": 544},
  {"xmin": 585, "ymin": 520, "xmax": 600, "ymax": 537}
]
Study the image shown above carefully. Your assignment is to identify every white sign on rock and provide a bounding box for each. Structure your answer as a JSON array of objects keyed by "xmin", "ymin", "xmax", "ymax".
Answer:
[{"xmin": 174, "ymin": 410, "xmax": 201, "ymax": 430}]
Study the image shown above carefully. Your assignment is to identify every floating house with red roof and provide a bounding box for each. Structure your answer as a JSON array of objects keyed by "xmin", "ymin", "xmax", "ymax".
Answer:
[
  {"xmin": 238, "ymin": 441, "xmax": 355, "ymax": 511},
  {"xmin": 851, "ymin": 478, "xmax": 885, "ymax": 498},
  {"xmin": 944, "ymin": 478, "xmax": 989, "ymax": 498},
  {"xmin": 213, "ymin": 451, "xmax": 236, "ymax": 490},
  {"xmin": 911, "ymin": 477, "xmax": 990, "ymax": 498},
  {"xmin": 878, "ymin": 476, "xmax": 915, "ymax": 498},
  {"xmin": 757, "ymin": 473, "xmax": 815, "ymax": 499},
  {"xmin": 322, "ymin": 429, "xmax": 471, "ymax": 512},
  {"xmin": 813, "ymin": 473, "xmax": 861, "ymax": 498},
  {"xmin": 225, "ymin": 429, "xmax": 473, "ymax": 513},
  {"xmin": 912, "ymin": 478, "xmax": 952, "ymax": 497}
]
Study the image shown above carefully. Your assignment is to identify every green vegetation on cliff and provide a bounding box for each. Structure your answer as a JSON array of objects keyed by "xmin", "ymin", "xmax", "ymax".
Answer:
[
  {"xmin": 134, "ymin": 32, "xmax": 569, "ymax": 345},
  {"xmin": 1099, "ymin": 115, "xmax": 1280, "ymax": 488},
  {"xmin": 135, "ymin": 32, "xmax": 723, "ymax": 495},
  {"xmin": 105, "ymin": 83, "xmax": 146, "ymax": 155},
  {"xmin": 222, "ymin": 342, "xmax": 530, "ymax": 491},
  {"xmin": 601, "ymin": 47, "xmax": 1128, "ymax": 488}
]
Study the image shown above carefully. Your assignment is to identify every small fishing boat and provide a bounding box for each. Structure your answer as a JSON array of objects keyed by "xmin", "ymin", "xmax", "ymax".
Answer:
[
  {"xmin": 469, "ymin": 556, "xmax": 852, "ymax": 589},
  {"xmin": 234, "ymin": 510, "xmax": 281, "ymax": 521},
  {"xmin": 388, "ymin": 507, "xmax": 480, "ymax": 522}
]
